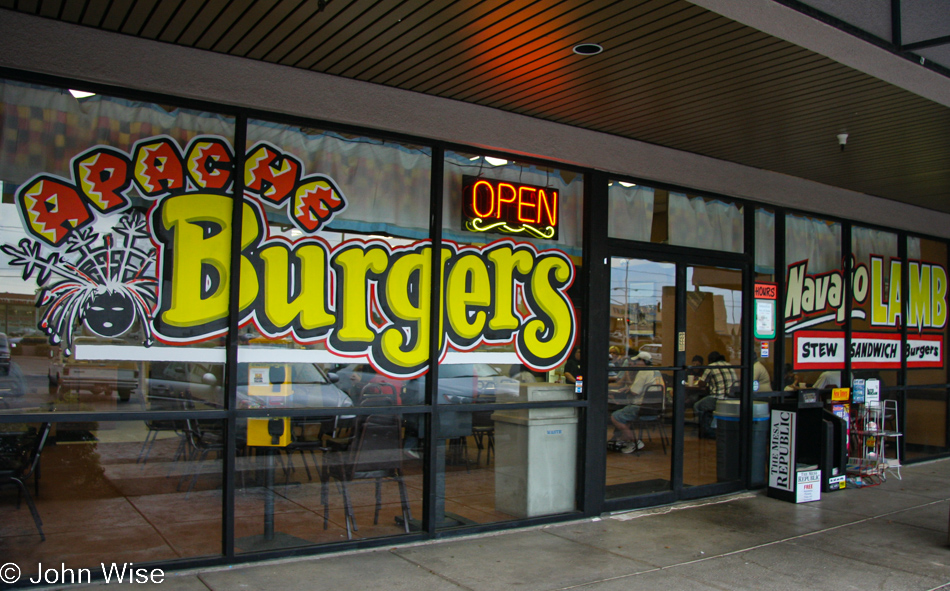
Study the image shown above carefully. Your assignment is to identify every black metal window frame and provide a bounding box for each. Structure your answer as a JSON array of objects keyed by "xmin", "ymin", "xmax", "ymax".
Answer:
[
  {"xmin": 0, "ymin": 65, "xmax": 947, "ymax": 579},
  {"xmin": 773, "ymin": 0, "xmax": 950, "ymax": 79}
]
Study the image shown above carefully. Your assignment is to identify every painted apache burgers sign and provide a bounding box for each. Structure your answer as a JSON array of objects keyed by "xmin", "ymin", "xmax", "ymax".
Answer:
[
  {"xmin": 1, "ymin": 135, "xmax": 577, "ymax": 378},
  {"xmin": 785, "ymin": 258, "xmax": 947, "ymax": 370}
]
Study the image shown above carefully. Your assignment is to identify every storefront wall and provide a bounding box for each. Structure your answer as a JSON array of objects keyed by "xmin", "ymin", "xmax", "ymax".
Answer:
[{"xmin": 1, "ymin": 9, "xmax": 950, "ymax": 582}]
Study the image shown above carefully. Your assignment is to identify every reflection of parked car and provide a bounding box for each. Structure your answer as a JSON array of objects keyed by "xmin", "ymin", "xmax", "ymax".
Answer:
[
  {"xmin": 144, "ymin": 361, "xmax": 352, "ymax": 410},
  {"xmin": 329, "ymin": 362, "xmax": 519, "ymax": 405},
  {"xmin": 0, "ymin": 333, "xmax": 10, "ymax": 374},
  {"xmin": 0, "ymin": 361, "xmax": 26, "ymax": 403},
  {"xmin": 237, "ymin": 362, "xmax": 352, "ymax": 409},
  {"xmin": 147, "ymin": 361, "xmax": 223, "ymax": 409},
  {"xmin": 437, "ymin": 363, "xmax": 519, "ymax": 404},
  {"xmin": 51, "ymin": 338, "xmax": 139, "ymax": 402}
]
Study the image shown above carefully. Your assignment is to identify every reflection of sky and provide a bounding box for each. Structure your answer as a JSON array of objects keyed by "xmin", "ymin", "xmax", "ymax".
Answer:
[
  {"xmin": 610, "ymin": 258, "xmax": 742, "ymax": 324},
  {"xmin": 610, "ymin": 259, "xmax": 673, "ymax": 306}
]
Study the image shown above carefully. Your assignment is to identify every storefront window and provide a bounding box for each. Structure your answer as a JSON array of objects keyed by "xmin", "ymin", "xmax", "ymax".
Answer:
[
  {"xmin": 784, "ymin": 213, "xmax": 842, "ymax": 390},
  {"xmin": 607, "ymin": 184, "xmax": 744, "ymax": 252},
  {"xmin": 236, "ymin": 120, "xmax": 432, "ymax": 410},
  {"xmin": 0, "ymin": 79, "xmax": 233, "ymax": 572},
  {"xmin": 231, "ymin": 121, "xmax": 431, "ymax": 548},
  {"xmin": 0, "ymin": 80, "xmax": 234, "ymax": 414},
  {"xmin": 849, "ymin": 226, "xmax": 900, "ymax": 389},
  {"xmin": 436, "ymin": 150, "xmax": 584, "ymax": 526},
  {"xmin": 754, "ymin": 208, "xmax": 776, "ymax": 387},
  {"xmin": 905, "ymin": 236, "xmax": 949, "ymax": 458}
]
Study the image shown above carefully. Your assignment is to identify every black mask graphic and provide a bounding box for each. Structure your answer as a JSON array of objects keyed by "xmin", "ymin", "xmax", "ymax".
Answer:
[{"xmin": 84, "ymin": 291, "xmax": 136, "ymax": 338}]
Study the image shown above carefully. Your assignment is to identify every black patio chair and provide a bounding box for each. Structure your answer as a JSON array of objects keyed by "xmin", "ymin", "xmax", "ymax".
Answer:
[{"xmin": 0, "ymin": 422, "xmax": 51, "ymax": 541}]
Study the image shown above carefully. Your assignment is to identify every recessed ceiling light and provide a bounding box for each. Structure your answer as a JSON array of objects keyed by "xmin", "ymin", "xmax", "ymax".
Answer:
[
  {"xmin": 618, "ymin": 182, "xmax": 637, "ymax": 188},
  {"xmin": 484, "ymin": 157, "xmax": 508, "ymax": 166},
  {"xmin": 573, "ymin": 43, "xmax": 603, "ymax": 56},
  {"xmin": 69, "ymin": 89, "xmax": 96, "ymax": 99}
]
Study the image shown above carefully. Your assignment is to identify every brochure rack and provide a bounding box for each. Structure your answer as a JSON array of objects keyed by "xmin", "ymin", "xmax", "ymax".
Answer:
[{"xmin": 848, "ymin": 399, "xmax": 902, "ymax": 483}]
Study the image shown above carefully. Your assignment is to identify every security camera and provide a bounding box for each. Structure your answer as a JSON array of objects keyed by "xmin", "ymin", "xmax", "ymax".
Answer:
[{"xmin": 837, "ymin": 133, "xmax": 849, "ymax": 151}]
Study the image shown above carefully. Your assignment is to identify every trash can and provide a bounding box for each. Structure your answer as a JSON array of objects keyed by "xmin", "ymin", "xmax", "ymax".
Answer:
[
  {"xmin": 492, "ymin": 384, "xmax": 577, "ymax": 518},
  {"xmin": 714, "ymin": 400, "xmax": 770, "ymax": 484}
]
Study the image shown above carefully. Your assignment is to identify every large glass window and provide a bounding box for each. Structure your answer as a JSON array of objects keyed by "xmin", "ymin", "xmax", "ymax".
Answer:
[
  {"xmin": 849, "ymin": 226, "xmax": 900, "ymax": 390},
  {"xmin": 784, "ymin": 213, "xmax": 842, "ymax": 391},
  {"xmin": 754, "ymin": 208, "xmax": 776, "ymax": 390},
  {"xmin": 607, "ymin": 183, "xmax": 743, "ymax": 252},
  {"xmin": 0, "ymin": 80, "xmax": 233, "ymax": 415},
  {"xmin": 905, "ymin": 236, "xmax": 949, "ymax": 458},
  {"xmin": 0, "ymin": 79, "xmax": 233, "ymax": 574},
  {"xmin": 231, "ymin": 121, "xmax": 431, "ymax": 549},
  {"xmin": 236, "ymin": 120, "xmax": 432, "ymax": 410},
  {"xmin": 435, "ymin": 150, "xmax": 584, "ymax": 526}
]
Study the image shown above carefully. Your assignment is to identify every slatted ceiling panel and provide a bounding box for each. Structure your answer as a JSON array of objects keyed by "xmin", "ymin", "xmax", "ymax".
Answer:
[
  {"xmin": 431, "ymin": 1, "xmax": 631, "ymax": 100},
  {"xmin": 158, "ymin": 1, "xmax": 203, "ymax": 43},
  {"xmin": 201, "ymin": 0, "xmax": 258, "ymax": 53},
  {"xmin": 278, "ymin": 0, "xmax": 373, "ymax": 67},
  {"xmin": 414, "ymin": 0, "xmax": 639, "ymax": 97},
  {"xmin": 80, "ymin": 0, "xmax": 111, "ymax": 27},
  {"xmin": 623, "ymin": 67, "xmax": 865, "ymax": 143},
  {"xmin": 188, "ymin": 0, "xmax": 241, "ymax": 49},
  {"xmin": 120, "ymin": 0, "xmax": 158, "ymax": 36},
  {"xmin": 375, "ymin": 0, "xmax": 535, "ymax": 89},
  {"xmin": 350, "ymin": 2, "xmax": 494, "ymax": 81},
  {"xmin": 100, "ymin": 2, "xmax": 132, "ymax": 31},
  {"xmin": 320, "ymin": 0, "xmax": 502, "ymax": 73},
  {"xmin": 298, "ymin": 3, "xmax": 412, "ymax": 71},
  {"xmin": 474, "ymin": 15, "xmax": 751, "ymax": 109},
  {"xmin": 481, "ymin": 13, "xmax": 749, "ymax": 114},
  {"xmin": 223, "ymin": 1, "xmax": 298, "ymax": 55},
  {"xmin": 214, "ymin": 1, "xmax": 277, "ymax": 51},
  {"xmin": 253, "ymin": 0, "xmax": 349, "ymax": 63},
  {"xmin": 511, "ymin": 24, "xmax": 773, "ymax": 122},
  {"xmin": 677, "ymin": 84, "xmax": 933, "ymax": 155},
  {"xmin": 37, "ymin": 0, "xmax": 63, "ymax": 18},
  {"xmin": 174, "ymin": 0, "xmax": 227, "ymax": 46},
  {"xmin": 394, "ymin": 0, "xmax": 566, "ymax": 90},
  {"xmin": 13, "ymin": 0, "xmax": 39, "ymax": 13},
  {"xmin": 327, "ymin": 2, "xmax": 459, "ymax": 76},
  {"xmin": 234, "ymin": 1, "xmax": 321, "ymax": 58},
  {"xmin": 299, "ymin": 2, "xmax": 419, "ymax": 71},
  {"xmin": 606, "ymin": 56, "xmax": 857, "ymax": 135},
  {"xmin": 138, "ymin": 0, "xmax": 183, "ymax": 39}
]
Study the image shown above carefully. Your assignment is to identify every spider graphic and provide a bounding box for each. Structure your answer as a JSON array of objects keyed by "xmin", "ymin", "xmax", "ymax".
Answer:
[{"xmin": 1, "ymin": 211, "xmax": 157, "ymax": 356}]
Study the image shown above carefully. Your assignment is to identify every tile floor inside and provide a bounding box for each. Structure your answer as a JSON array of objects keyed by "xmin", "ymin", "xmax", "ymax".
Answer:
[{"xmin": 0, "ymin": 418, "xmax": 725, "ymax": 572}]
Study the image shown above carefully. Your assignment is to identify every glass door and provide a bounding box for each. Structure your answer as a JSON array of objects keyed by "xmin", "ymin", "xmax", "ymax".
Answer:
[{"xmin": 604, "ymin": 257, "xmax": 745, "ymax": 501}]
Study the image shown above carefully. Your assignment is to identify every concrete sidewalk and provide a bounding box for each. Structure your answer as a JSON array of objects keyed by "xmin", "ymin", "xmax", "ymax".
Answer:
[{"xmin": 77, "ymin": 459, "xmax": 950, "ymax": 591}]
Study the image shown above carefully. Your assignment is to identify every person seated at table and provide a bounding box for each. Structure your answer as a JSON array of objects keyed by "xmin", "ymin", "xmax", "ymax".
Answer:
[
  {"xmin": 693, "ymin": 351, "xmax": 737, "ymax": 439},
  {"xmin": 563, "ymin": 348, "xmax": 582, "ymax": 384},
  {"xmin": 813, "ymin": 370, "xmax": 841, "ymax": 391},
  {"xmin": 687, "ymin": 355, "xmax": 705, "ymax": 382},
  {"xmin": 609, "ymin": 351, "xmax": 664, "ymax": 453},
  {"xmin": 783, "ymin": 363, "xmax": 800, "ymax": 391},
  {"xmin": 752, "ymin": 351, "xmax": 772, "ymax": 392}
]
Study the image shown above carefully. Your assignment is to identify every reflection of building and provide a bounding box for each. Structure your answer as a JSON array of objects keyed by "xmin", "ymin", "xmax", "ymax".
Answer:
[{"xmin": 0, "ymin": 292, "xmax": 36, "ymax": 335}]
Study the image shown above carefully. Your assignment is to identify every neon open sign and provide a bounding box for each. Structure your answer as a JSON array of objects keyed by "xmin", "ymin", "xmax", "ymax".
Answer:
[{"xmin": 461, "ymin": 175, "xmax": 559, "ymax": 240}]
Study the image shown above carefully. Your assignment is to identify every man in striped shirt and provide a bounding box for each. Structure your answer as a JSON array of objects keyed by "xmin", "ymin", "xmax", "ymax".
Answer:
[{"xmin": 693, "ymin": 351, "xmax": 737, "ymax": 438}]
